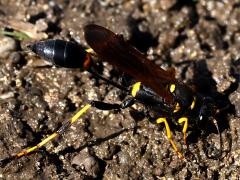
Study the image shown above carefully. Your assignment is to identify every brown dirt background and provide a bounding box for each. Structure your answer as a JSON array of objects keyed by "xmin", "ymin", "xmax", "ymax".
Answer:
[{"xmin": 0, "ymin": 0, "xmax": 239, "ymax": 179}]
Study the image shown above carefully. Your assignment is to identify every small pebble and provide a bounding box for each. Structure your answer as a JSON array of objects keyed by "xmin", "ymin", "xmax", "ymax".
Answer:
[
  {"xmin": 72, "ymin": 151, "xmax": 100, "ymax": 178},
  {"xmin": 0, "ymin": 36, "xmax": 17, "ymax": 58}
]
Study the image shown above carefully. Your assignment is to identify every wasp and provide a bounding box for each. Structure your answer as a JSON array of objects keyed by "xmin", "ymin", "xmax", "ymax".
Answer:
[{"xmin": 0, "ymin": 24, "xmax": 222, "ymax": 166}]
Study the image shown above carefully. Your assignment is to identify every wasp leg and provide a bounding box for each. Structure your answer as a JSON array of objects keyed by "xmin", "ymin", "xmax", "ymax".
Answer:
[
  {"xmin": 89, "ymin": 69, "xmax": 128, "ymax": 92},
  {"xmin": 178, "ymin": 117, "xmax": 188, "ymax": 145},
  {"xmin": 210, "ymin": 117, "xmax": 222, "ymax": 159},
  {"xmin": 156, "ymin": 117, "xmax": 184, "ymax": 159},
  {"xmin": 90, "ymin": 98, "xmax": 135, "ymax": 110},
  {"xmin": 85, "ymin": 48, "xmax": 94, "ymax": 53},
  {"xmin": 0, "ymin": 104, "xmax": 91, "ymax": 167},
  {"xmin": 16, "ymin": 104, "xmax": 91, "ymax": 158}
]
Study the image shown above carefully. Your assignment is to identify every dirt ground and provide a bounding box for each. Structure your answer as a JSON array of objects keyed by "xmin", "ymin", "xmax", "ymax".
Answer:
[{"xmin": 0, "ymin": 0, "xmax": 239, "ymax": 179}]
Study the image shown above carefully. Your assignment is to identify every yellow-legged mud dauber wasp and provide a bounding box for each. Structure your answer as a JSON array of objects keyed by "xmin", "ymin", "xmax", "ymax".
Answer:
[{"xmin": 0, "ymin": 24, "xmax": 222, "ymax": 166}]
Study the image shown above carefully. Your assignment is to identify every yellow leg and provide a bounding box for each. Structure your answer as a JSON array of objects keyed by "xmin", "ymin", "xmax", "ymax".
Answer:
[
  {"xmin": 86, "ymin": 48, "xmax": 94, "ymax": 53},
  {"xmin": 15, "ymin": 104, "xmax": 91, "ymax": 159},
  {"xmin": 178, "ymin": 117, "xmax": 188, "ymax": 145},
  {"xmin": 156, "ymin": 118, "xmax": 184, "ymax": 159}
]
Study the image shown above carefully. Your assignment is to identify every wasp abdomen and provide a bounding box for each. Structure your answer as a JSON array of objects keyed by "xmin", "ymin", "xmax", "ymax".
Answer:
[{"xmin": 28, "ymin": 39, "xmax": 89, "ymax": 69}]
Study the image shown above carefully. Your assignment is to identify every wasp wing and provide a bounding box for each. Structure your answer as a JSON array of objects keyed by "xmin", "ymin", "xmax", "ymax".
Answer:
[{"xmin": 84, "ymin": 24, "xmax": 176, "ymax": 103}]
